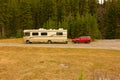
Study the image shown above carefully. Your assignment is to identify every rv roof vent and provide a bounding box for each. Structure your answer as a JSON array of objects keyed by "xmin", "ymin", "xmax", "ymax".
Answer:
[{"xmin": 59, "ymin": 28, "xmax": 63, "ymax": 30}]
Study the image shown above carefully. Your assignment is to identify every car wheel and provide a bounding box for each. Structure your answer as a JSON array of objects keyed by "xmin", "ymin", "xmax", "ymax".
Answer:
[
  {"xmin": 76, "ymin": 41, "xmax": 79, "ymax": 44},
  {"xmin": 85, "ymin": 40, "xmax": 90, "ymax": 44},
  {"xmin": 74, "ymin": 42, "xmax": 76, "ymax": 44}
]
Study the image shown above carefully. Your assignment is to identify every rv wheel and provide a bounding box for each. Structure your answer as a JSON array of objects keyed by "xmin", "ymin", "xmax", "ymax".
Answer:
[
  {"xmin": 48, "ymin": 40, "xmax": 52, "ymax": 44},
  {"xmin": 26, "ymin": 40, "xmax": 30, "ymax": 44},
  {"xmin": 65, "ymin": 41, "xmax": 68, "ymax": 44}
]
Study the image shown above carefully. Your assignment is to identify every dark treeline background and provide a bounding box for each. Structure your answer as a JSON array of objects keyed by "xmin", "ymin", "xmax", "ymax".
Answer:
[{"xmin": 0, "ymin": 0, "xmax": 120, "ymax": 39}]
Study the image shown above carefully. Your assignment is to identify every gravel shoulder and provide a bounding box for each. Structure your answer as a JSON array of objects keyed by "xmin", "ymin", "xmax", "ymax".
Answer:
[{"xmin": 0, "ymin": 39, "xmax": 120, "ymax": 50}]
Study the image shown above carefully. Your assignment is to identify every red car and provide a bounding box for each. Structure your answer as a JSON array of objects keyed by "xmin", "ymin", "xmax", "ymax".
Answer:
[{"xmin": 72, "ymin": 36, "xmax": 92, "ymax": 43}]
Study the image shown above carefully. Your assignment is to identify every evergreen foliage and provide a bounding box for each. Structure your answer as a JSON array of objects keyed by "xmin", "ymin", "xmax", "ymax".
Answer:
[
  {"xmin": 0, "ymin": 0, "xmax": 119, "ymax": 39},
  {"xmin": 104, "ymin": 0, "xmax": 120, "ymax": 39}
]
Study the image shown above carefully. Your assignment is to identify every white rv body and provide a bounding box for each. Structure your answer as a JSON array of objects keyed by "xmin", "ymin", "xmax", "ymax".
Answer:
[{"xmin": 23, "ymin": 28, "xmax": 67, "ymax": 44}]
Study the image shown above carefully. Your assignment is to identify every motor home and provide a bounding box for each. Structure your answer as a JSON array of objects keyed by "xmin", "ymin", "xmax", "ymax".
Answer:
[{"xmin": 23, "ymin": 28, "xmax": 67, "ymax": 44}]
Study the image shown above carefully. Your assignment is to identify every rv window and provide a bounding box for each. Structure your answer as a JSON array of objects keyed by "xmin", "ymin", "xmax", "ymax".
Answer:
[
  {"xmin": 24, "ymin": 32, "xmax": 30, "ymax": 36},
  {"xmin": 56, "ymin": 32, "xmax": 63, "ymax": 35},
  {"xmin": 41, "ymin": 32, "xmax": 47, "ymax": 36},
  {"xmin": 32, "ymin": 32, "xmax": 38, "ymax": 36}
]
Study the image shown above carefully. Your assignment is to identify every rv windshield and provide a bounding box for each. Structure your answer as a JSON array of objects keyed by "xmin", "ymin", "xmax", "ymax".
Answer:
[{"xmin": 24, "ymin": 32, "xmax": 30, "ymax": 36}]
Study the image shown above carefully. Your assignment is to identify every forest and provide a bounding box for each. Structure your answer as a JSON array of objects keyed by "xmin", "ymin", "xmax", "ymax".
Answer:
[{"xmin": 0, "ymin": 0, "xmax": 120, "ymax": 39}]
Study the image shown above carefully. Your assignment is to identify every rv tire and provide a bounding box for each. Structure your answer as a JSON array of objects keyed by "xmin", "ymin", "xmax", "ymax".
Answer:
[
  {"xmin": 26, "ymin": 40, "xmax": 30, "ymax": 44},
  {"xmin": 47, "ymin": 40, "xmax": 52, "ymax": 44},
  {"xmin": 65, "ymin": 41, "xmax": 68, "ymax": 44}
]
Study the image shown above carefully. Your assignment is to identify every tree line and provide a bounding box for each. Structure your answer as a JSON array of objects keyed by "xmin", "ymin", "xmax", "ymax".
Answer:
[{"xmin": 0, "ymin": 0, "xmax": 120, "ymax": 39}]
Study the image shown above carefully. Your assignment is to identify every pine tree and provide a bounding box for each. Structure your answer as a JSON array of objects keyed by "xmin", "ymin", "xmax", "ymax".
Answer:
[
  {"xmin": 88, "ymin": 0, "xmax": 98, "ymax": 15},
  {"xmin": 79, "ymin": 0, "xmax": 89, "ymax": 15},
  {"xmin": 115, "ymin": 0, "xmax": 120, "ymax": 38},
  {"xmin": 43, "ymin": 18, "xmax": 57, "ymax": 29},
  {"xmin": 0, "ymin": 0, "xmax": 119, "ymax": 39},
  {"xmin": 105, "ymin": 0, "xmax": 119, "ymax": 39},
  {"xmin": 56, "ymin": 0, "xmax": 66, "ymax": 26},
  {"xmin": 0, "ymin": 1, "xmax": 10, "ymax": 38},
  {"xmin": 19, "ymin": 2, "xmax": 33, "ymax": 29},
  {"xmin": 16, "ymin": 1, "xmax": 33, "ymax": 37}
]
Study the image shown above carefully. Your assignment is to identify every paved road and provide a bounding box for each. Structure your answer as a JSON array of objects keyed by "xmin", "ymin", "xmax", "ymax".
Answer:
[{"xmin": 0, "ymin": 40, "xmax": 120, "ymax": 50}]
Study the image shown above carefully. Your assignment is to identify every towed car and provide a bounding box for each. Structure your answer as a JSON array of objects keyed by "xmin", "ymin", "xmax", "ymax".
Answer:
[{"xmin": 72, "ymin": 36, "xmax": 92, "ymax": 43}]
